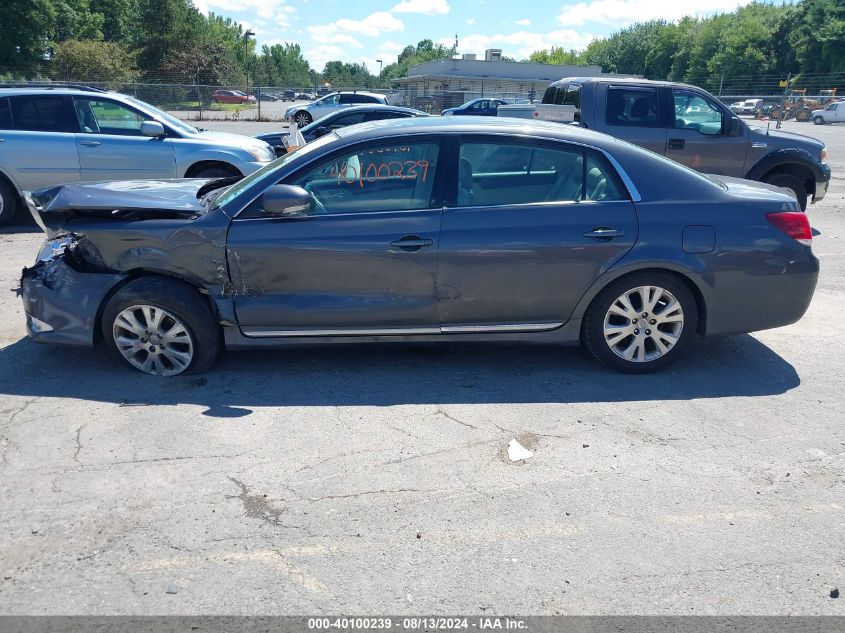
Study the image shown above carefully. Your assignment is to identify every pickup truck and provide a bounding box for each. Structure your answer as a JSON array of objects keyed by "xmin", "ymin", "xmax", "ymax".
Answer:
[{"xmin": 524, "ymin": 77, "xmax": 830, "ymax": 210}]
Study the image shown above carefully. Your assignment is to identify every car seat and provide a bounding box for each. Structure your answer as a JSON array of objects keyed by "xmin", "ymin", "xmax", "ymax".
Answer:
[
  {"xmin": 458, "ymin": 157, "xmax": 474, "ymax": 206},
  {"xmin": 545, "ymin": 155, "xmax": 583, "ymax": 202}
]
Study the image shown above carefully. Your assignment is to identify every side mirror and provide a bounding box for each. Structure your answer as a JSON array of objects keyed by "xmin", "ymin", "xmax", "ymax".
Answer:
[
  {"xmin": 727, "ymin": 116, "xmax": 743, "ymax": 137},
  {"xmin": 261, "ymin": 185, "xmax": 313, "ymax": 216},
  {"xmin": 141, "ymin": 121, "xmax": 165, "ymax": 137}
]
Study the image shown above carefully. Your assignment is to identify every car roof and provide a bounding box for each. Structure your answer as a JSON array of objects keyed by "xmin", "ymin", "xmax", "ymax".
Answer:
[
  {"xmin": 323, "ymin": 104, "xmax": 426, "ymax": 116},
  {"xmin": 0, "ymin": 86, "xmax": 113, "ymax": 97},
  {"xmin": 549, "ymin": 76, "xmax": 701, "ymax": 91},
  {"xmin": 333, "ymin": 114, "xmax": 628, "ymax": 148}
]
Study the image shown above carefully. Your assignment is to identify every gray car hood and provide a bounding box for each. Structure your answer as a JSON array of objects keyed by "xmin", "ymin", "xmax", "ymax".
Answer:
[{"xmin": 747, "ymin": 125, "xmax": 824, "ymax": 151}]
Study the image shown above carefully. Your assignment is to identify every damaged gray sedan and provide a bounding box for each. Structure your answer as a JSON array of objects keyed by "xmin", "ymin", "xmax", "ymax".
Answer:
[{"xmin": 19, "ymin": 117, "xmax": 819, "ymax": 375}]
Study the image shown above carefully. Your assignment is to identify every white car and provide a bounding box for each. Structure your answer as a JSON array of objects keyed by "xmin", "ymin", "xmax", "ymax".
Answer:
[
  {"xmin": 812, "ymin": 101, "xmax": 845, "ymax": 125},
  {"xmin": 283, "ymin": 91, "xmax": 387, "ymax": 127}
]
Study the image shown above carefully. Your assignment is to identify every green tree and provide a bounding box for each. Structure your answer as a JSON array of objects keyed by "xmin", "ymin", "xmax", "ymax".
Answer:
[
  {"xmin": 51, "ymin": 39, "xmax": 138, "ymax": 82},
  {"xmin": 0, "ymin": 0, "xmax": 56, "ymax": 75},
  {"xmin": 134, "ymin": 0, "xmax": 206, "ymax": 76},
  {"xmin": 381, "ymin": 39, "xmax": 456, "ymax": 81},
  {"xmin": 529, "ymin": 47, "xmax": 581, "ymax": 65}
]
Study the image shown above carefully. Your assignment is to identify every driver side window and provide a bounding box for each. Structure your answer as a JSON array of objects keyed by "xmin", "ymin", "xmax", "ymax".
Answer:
[
  {"xmin": 73, "ymin": 97, "xmax": 148, "ymax": 135},
  {"xmin": 287, "ymin": 140, "xmax": 440, "ymax": 215},
  {"xmin": 673, "ymin": 90, "xmax": 723, "ymax": 136}
]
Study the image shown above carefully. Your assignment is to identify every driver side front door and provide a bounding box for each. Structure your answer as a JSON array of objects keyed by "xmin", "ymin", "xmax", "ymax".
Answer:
[{"xmin": 225, "ymin": 137, "xmax": 445, "ymax": 336}]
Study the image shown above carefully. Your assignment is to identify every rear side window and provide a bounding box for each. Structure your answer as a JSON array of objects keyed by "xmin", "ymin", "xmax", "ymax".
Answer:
[
  {"xmin": 10, "ymin": 96, "xmax": 77, "ymax": 132},
  {"xmin": 329, "ymin": 112, "xmax": 367, "ymax": 126},
  {"xmin": 364, "ymin": 111, "xmax": 411, "ymax": 122},
  {"xmin": 458, "ymin": 140, "xmax": 627, "ymax": 207},
  {"xmin": 605, "ymin": 87, "xmax": 660, "ymax": 128},
  {"xmin": 0, "ymin": 98, "xmax": 11, "ymax": 129}
]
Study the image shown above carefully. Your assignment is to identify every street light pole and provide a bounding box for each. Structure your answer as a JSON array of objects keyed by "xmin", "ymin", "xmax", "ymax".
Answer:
[
  {"xmin": 376, "ymin": 59, "xmax": 383, "ymax": 88},
  {"xmin": 243, "ymin": 29, "xmax": 255, "ymax": 92}
]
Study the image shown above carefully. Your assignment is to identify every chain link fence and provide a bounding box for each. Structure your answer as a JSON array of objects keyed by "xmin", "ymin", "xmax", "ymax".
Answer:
[{"xmin": 2, "ymin": 71, "xmax": 844, "ymax": 123}]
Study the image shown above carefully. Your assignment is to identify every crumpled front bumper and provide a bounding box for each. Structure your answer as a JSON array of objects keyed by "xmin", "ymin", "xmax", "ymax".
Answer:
[{"xmin": 19, "ymin": 251, "xmax": 126, "ymax": 347}]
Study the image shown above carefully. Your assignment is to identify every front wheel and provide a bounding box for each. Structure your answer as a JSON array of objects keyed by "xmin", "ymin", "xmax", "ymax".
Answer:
[
  {"xmin": 582, "ymin": 273, "xmax": 698, "ymax": 373},
  {"xmin": 102, "ymin": 277, "xmax": 221, "ymax": 376},
  {"xmin": 814, "ymin": 115, "xmax": 825, "ymax": 125},
  {"xmin": 293, "ymin": 111, "xmax": 312, "ymax": 127}
]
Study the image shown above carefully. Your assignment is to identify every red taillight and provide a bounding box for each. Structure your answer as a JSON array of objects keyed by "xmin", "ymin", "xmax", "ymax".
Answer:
[{"xmin": 766, "ymin": 212, "xmax": 812, "ymax": 246}]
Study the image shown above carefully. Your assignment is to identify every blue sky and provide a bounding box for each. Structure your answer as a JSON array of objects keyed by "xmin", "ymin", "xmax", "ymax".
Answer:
[{"xmin": 190, "ymin": 0, "xmax": 754, "ymax": 71}]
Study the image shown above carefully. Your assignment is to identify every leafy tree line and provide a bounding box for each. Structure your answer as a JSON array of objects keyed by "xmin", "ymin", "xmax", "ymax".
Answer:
[
  {"xmin": 530, "ymin": 0, "xmax": 845, "ymax": 87},
  {"xmin": 2, "ymin": 0, "xmax": 843, "ymax": 91}
]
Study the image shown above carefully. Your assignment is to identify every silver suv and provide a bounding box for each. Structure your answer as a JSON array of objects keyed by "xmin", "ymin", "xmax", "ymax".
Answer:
[
  {"xmin": 0, "ymin": 85, "xmax": 276, "ymax": 225},
  {"xmin": 284, "ymin": 91, "xmax": 387, "ymax": 127}
]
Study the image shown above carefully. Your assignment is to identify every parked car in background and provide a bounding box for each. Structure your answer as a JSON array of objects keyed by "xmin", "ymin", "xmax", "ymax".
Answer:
[
  {"xmin": 534, "ymin": 77, "xmax": 830, "ymax": 209},
  {"xmin": 296, "ymin": 92, "xmax": 315, "ymax": 101},
  {"xmin": 281, "ymin": 90, "xmax": 296, "ymax": 101},
  {"xmin": 812, "ymin": 101, "xmax": 845, "ymax": 125},
  {"xmin": 284, "ymin": 91, "xmax": 388, "ymax": 127},
  {"xmin": 728, "ymin": 100, "xmax": 745, "ymax": 114},
  {"xmin": 0, "ymin": 85, "xmax": 276, "ymax": 225},
  {"xmin": 256, "ymin": 105, "xmax": 428, "ymax": 155},
  {"xmin": 442, "ymin": 98, "xmax": 508, "ymax": 116},
  {"xmin": 20, "ymin": 117, "xmax": 817, "ymax": 376},
  {"xmin": 256, "ymin": 92, "xmax": 278, "ymax": 102},
  {"xmin": 211, "ymin": 90, "xmax": 256, "ymax": 105}
]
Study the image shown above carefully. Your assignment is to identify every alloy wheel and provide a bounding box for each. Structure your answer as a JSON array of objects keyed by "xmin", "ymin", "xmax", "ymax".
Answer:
[
  {"xmin": 602, "ymin": 285, "xmax": 685, "ymax": 363},
  {"xmin": 112, "ymin": 305, "xmax": 194, "ymax": 376},
  {"xmin": 294, "ymin": 111, "xmax": 311, "ymax": 127}
]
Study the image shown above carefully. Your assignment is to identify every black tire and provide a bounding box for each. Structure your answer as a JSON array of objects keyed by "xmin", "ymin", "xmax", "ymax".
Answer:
[
  {"xmin": 582, "ymin": 272, "xmax": 698, "ymax": 374},
  {"xmin": 192, "ymin": 165, "xmax": 239, "ymax": 179},
  {"xmin": 101, "ymin": 277, "xmax": 221, "ymax": 376},
  {"xmin": 0, "ymin": 179, "xmax": 20, "ymax": 227},
  {"xmin": 293, "ymin": 110, "xmax": 312, "ymax": 127},
  {"xmin": 814, "ymin": 115, "xmax": 825, "ymax": 125},
  {"xmin": 762, "ymin": 172, "xmax": 808, "ymax": 211}
]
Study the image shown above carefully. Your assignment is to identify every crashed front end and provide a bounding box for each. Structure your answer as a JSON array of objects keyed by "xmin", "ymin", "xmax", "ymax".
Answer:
[
  {"xmin": 20, "ymin": 235, "xmax": 126, "ymax": 346},
  {"xmin": 18, "ymin": 180, "xmax": 233, "ymax": 348}
]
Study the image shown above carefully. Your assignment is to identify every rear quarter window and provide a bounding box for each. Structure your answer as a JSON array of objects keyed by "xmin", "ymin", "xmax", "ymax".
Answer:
[{"xmin": 605, "ymin": 87, "xmax": 660, "ymax": 128}]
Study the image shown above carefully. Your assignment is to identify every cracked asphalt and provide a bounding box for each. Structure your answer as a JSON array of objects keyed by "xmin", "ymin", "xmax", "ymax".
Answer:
[{"xmin": 0, "ymin": 120, "xmax": 843, "ymax": 615}]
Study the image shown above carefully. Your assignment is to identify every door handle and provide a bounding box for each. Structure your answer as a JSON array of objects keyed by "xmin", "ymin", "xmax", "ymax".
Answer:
[
  {"xmin": 79, "ymin": 140, "xmax": 101, "ymax": 147},
  {"xmin": 668, "ymin": 138, "xmax": 685, "ymax": 150},
  {"xmin": 389, "ymin": 236, "xmax": 434, "ymax": 251},
  {"xmin": 583, "ymin": 227, "xmax": 625, "ymax": 241}
]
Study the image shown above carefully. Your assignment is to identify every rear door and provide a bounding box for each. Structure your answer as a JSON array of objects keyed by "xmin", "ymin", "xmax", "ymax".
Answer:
[
  {"xmin": 72, "ymin": 96, "xmax": 176, "ymax": 181},
  {"xmin": 594, "ymin": 84, "xmax": 668, "ymax": 154},
  {"xmin": 225, "ymin": 136, "xmax": 445, "ymax": 333},
  {"xmin": 2, "ymin": 95, "xmax": 80, "ymax": 191},
  {"xmin": 666, "ymin": 88, "xmax": 748, "ymax": 176},
  {"xmin": 438, "ymin": 135, "xmax": 638, "ymax": 329}
]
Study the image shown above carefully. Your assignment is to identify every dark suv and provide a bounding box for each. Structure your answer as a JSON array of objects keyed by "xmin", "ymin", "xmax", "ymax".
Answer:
[{"xmin": 541, "ymin": 77, "xmax": 830, "ymax": 209}]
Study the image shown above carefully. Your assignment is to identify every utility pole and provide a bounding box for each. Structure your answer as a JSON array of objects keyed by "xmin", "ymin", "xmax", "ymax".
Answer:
[
  {"xmin": 778, "ymin": 72, "xmax": 791, "ymax": 130},
  {"xmin": 376, "ymin": 59, "xmax": 383, "ymax": 89}
]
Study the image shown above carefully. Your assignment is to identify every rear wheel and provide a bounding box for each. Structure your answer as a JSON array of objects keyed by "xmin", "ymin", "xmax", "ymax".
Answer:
[
  {"xmin": 293, "ymin": 110, "xmax": 312, "ymax": 127},
  {"xmin": 102, "ymin": 277, "xmax": 220, "ymax": 376},
  {"xmin": 762, "ymin": 172, "xmax": 808, "ymax": 210},
  {"xmin": 583, "ymin": 273, "xmax": 698, "ymax": 374},
  {"xmin": 0, "ymin": 179, "xmax": 19, "ymax": 227},
  {"xmin": 814, "ymin": 115, "xmax": 825, "ymax": 125}
]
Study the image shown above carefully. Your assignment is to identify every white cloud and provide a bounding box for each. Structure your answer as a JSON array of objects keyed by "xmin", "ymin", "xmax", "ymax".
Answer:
[
  {"xmin": 466, "ymin": 18, "xmax": 476, "ymax": 24},
  {"xmin": 304, "ymin": 45, "xmax": 346, "ymax": 70},
  {"xmin": 308, "ymin": 11, "xmax": 404, "ymax": 44},
  {"xmin": 191, "ymin": 0, "xmax": 296, "ymax": 33},
  {"xmin": 393, "ymin": 0, "xmax": 450, "ymax": 14},
  {"xmin": 557, "ymin": 0, "xmax": 751, "ymax": 27},
  {"xmin": 515, "ymin": 19, "xmax": 531, "ymax": 26}
]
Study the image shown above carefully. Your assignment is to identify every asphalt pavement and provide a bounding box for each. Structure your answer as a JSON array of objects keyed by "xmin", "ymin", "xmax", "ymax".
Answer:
[{"xmin": 0, "ymin": 119, "xmax": 843, "ymax": 615}]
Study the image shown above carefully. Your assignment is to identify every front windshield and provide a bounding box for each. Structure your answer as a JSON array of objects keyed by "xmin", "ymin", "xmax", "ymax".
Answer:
[
  {"xmin": 213, "ymin": 132, "xmax": 340, "ymax": 209},
  {"xmin": 124, "ymin": 95, "xmax": 199, "ymax": 134}
]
